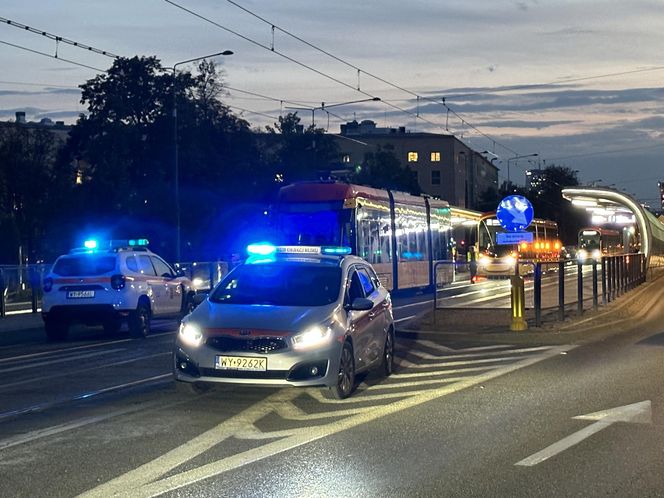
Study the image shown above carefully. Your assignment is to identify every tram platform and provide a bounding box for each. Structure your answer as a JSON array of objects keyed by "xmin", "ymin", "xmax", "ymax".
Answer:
[{"xmin": 398, "ymin": 267, "xmax": 664, "ymax": 346}]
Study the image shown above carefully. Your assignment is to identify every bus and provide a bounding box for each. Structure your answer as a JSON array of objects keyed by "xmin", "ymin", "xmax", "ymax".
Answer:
[
  {"xmin": 476, "ymin": 211, "xmax": 561, "ymax": 277},
  {"xmin": 273, "ymin": 181, "xmax": 455, "ymax": 292},
  {"xmin": 577, "ymin": 227, "xmax": 624, "ymax": 262}
]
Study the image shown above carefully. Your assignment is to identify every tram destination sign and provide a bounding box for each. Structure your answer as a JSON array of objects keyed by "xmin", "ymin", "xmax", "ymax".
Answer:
[{"xmin": 496, "ymin": 231, "xmax": 534, "ymax": 245}]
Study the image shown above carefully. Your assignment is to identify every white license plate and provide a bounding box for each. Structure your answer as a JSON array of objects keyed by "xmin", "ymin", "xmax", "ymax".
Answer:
[
  {"xmin": 67, "ymin": 290, "xmax": 95, "ymax": 299},
  {"xmin": 215, "ymin": 355, "xmax": 267, "ymax": 371}
]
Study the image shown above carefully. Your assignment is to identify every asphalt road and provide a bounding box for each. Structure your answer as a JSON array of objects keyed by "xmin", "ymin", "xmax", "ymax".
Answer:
[{"xmin": 0, "ymin": 276, "xmax": 662, "ymax": 497}]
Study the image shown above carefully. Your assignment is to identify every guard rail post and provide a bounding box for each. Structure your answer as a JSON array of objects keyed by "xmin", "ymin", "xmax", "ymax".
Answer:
[
  {"xmin": 577, "ymin": 261, "xmax": 584, "ymax": 315},
  {"xmin": 558, "ymin": 260, "xmax": 565, "ymax": 321},
  {"xmin": 0, "ymin": 269, "xmax": 5, "ymax": 318},
  {"xmin": 592, "ymin": 260, "xmax": 598, "ymax": 311},
  {"xmin": 534, "ymin": 262, "xmax": 542, "ymax": 327},
  {"xmin": 30, "ymin": 266, "xmax": 38, "ymax": 313},
  {"xmin": 601, "ymin": 256, "xmax": 607, "ymax": 305}
]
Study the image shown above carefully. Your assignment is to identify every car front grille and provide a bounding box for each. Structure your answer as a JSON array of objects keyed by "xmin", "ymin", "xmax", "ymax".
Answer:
[{"xmin": 206, "ymin": 336, "xmax": 289, "ymax": 354}]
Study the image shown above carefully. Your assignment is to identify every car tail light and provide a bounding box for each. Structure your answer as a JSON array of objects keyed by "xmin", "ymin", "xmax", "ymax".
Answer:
[
  {"xmin": 111, "ymin": 274, "xmax": 126, "ymax": 290},
  {"xmin": 43, "ymin": 277, "xmax": 53, "ymax": 292}
]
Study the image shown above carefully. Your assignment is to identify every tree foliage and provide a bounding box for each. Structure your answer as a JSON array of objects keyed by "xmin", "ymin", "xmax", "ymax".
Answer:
[{"xmin": 349, "ymin": 145, "xmax": 421, "ymax": 195}]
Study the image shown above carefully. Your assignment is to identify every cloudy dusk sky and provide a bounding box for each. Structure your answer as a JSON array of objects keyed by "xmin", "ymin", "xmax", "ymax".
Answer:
[{"xmin": 1, "ymin": 0, "xmax": 662, "ymax": 204}]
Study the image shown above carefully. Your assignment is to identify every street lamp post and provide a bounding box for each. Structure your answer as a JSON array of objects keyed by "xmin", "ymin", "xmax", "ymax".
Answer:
[
  {"xmin": 173, "ymin": 50, "xmax": 232, "ymax": 263},
  {"xmin": 506, "ymin": 153, "xmax": 538, "ymax": 186}
]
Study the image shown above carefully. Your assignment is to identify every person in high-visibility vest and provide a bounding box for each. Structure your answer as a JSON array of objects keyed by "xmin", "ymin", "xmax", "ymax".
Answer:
[{"xmin": 467, "ymin": 246, "xmax": 478, "ymax": 283}]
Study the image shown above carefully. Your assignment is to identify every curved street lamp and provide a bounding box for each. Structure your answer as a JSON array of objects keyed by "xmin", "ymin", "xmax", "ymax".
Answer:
[{"xmin": 173, "ymin": 50, "xmax": 233, "ymax": 263}]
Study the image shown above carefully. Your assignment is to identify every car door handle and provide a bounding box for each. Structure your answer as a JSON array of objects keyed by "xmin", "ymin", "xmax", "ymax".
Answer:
[{"xmin": 368, "ymin": 311, "xmax": 376, "ymax": 320}]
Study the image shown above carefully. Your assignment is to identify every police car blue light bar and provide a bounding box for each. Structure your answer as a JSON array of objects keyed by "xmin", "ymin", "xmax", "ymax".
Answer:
[
  {"xmin": 84, "ymin": 239, "xmax": 98, "ymax": 249},
  {"xmin": 247, "ymin": 243, "xmax": 277, "ymax": 256},
  {"xmin": 321, "ymin": 246, "xmax": 352, "ymax": 255},
  {"xmin": 247, "ymin": 243, "xmax": 352, "ymax": 257}
]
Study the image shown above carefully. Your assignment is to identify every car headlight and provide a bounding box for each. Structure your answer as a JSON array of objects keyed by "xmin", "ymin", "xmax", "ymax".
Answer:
[
  {"xmin": 504, "ymin": 256, "xmax": 516, "ymax": 266},
  {"xmin": 292, "ymin": 325, "xmax": 333, "ymax": 351},
  {"xmin": 179, "ymin": 322, "xmax": 203, "ymax": 347}
]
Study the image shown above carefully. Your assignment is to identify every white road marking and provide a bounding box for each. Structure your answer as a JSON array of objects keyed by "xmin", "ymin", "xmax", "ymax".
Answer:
[
  {"xmin": 0, "ymin": 400, "xmax": 166, "ymax": 451},
  {"xmin": 392, "ymin": 365, "xmax": 494, "ymax": 379},
  {"xmin": 515, "ymin": 400, "xmax": 652, "ymax": 467},
  {"xmin": 79, "ymin": 345, "xmax": 573, "ymax": 498},
  {"xmin": 0, "ymin": 349, "xmax": 126, "ymax": 374},
  {"xmin": 0, "ymin": 352, "xmax": 171, "ymax": 390}
]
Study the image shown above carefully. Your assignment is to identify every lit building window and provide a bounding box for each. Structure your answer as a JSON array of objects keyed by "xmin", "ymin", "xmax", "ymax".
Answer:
[
  {"xmin": 431, "ymin": 152, "xmax": 441, "ymax": 162},
  {"xmin": 408, "ymin": 152, "xmax": 418, "ymax": 162},
  {"xmin": 432, "ymin": 171, "xmax": 441, "ymax": 185},
  {"xmin": 342, "ymin": 154, "xmax": 351, "ymax": 163}
]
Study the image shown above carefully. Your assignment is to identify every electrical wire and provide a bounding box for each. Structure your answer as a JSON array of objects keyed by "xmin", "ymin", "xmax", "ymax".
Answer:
[
  {"xmin": 0, "ymin": 39, "xmax": 105, "ymax": 72},
  {"xmin": 0, "ymin": 16, "xmax": 119, "ymax": 58},
  {"xmin": 162, "ymin": 0, "xmax": 442, "ymax": 132}
]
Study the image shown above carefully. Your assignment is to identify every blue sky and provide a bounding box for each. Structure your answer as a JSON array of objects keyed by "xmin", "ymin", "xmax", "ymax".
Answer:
[{"xmin": 1, "ymin": 0, "xmax": 663, "ymax": 204}]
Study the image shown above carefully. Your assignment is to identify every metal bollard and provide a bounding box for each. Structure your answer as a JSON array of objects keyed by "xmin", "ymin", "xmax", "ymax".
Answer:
[
  {"xmin": 510, "ymin": 274, "xmax": 528, "ymax": 331},
  {"xmin": 577, "ymin": 262, "xmax": 584, "ymax": 315},
  {"xmin": 592, "ymin": 261, "xmax": 598, "ymax": 311},
  {"xmin": 534, "ymin": 263, "xmax": 542, "ymax": 327},
  {"xmin": 558, "ymin": 260, "xmax": 565, "ymax": 321},
  {"xmin": 601, "ymin": 257, "xmax": 607, "ymax": 305}
]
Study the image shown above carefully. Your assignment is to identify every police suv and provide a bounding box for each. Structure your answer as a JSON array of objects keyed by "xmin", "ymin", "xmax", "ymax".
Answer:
[{"xmin": 42, "ymin": 239, "xmax": 194, "ymax": 341}]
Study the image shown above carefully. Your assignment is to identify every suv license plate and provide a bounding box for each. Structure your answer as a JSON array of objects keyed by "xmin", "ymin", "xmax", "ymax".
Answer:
[
  {"xmin": 67, "ymin": 290, "xmax": 95, "ymax": 299},
  {"xmin": 215, "ymin": 356, "xmax": 267, "ymax": 371}
]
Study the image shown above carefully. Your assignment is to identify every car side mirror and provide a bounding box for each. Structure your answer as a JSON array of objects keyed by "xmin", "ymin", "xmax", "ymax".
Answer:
[{"xmin": 350, "ymin": 297, "xmax": 373, "ymax": 311}]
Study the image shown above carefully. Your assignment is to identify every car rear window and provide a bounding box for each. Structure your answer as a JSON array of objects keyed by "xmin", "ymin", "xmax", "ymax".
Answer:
[
  {"xmin": 52, "ymin": 255, "xmax": 117, "ymax": 276},
  {"xmin": 210, "ymin": 263, "xmax": 341, "ymax": 306}
]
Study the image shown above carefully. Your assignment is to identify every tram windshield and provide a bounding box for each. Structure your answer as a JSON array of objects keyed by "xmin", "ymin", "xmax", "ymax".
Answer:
[{"xmin": 275, "ymin": 202, "xmax": 353, "ymax": 247}]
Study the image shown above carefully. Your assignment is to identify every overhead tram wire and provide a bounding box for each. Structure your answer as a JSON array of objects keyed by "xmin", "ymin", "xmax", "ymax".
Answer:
[
  {"xmin": 222, "ymin": 0, "xmax": 518, "ymax": 156},
  {"xmin": 162, "ymin": 0, "xmax": 441, "ymax": 131},
  {"xmin": 0, "ymin": 16, "xmax": 119, "ymax": 59},
  {"xmin": 0, "ymin": 39, "xmax": 106, "ymax": 72}
]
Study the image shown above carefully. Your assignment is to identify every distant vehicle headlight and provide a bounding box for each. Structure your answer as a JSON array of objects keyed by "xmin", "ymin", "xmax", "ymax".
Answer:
[
  {"xmin": 592, "ymin": 250, "xmax": 601, "ymax": 259},
  {"xmin": 179, "ymin": 322, "xmax": 203, "ymax": 347},
  {"xmin": 504, "ymin": 256, "xmax": 516, "ymax": 266},
  {"xmin": 292, "ymin": 325, "xmax": 332, "ymax": 351},
  {"xmin": 578, "ymin": 249, "xmax": 588, "ymax": 261},
  {"xmin": 479, "ymin": 256, "xmax": 490, "ymax": 266}
]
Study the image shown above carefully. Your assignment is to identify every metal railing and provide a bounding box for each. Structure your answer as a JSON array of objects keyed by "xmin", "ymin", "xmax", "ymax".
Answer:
[
  {"xmin": 0, "ymin": 261, "xmax": 229, "ymax": 318},
  {"xmin": 432, "ymin": 253, "xmax": 647, "ymax": 329}
]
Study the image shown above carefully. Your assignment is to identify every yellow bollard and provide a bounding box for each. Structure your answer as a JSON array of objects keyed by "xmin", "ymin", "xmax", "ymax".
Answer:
[{"xmin": 510, "ymin": 275, "xmax": 528, "ymax": 331}]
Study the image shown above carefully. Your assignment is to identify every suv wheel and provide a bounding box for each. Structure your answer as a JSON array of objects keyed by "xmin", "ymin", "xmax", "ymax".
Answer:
[
  {"xmin": 129, "ymin": 301, "xmax": 151, "ymax": 338},
  {"xmin": 45, "ymin": 318, "xmax": 69, "ymax": 341},
  {"xmin": 181, "ymin": 290, "xmax": 195, "ymax": 318}
]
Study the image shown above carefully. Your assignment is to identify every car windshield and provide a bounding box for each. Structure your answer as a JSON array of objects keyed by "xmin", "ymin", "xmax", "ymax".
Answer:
[
  {"xmin": 209, "ymin": 263, "xmax": 341, "ymax": 306},
  {"xmin": 52, "ymin": 255, "xmax": 117, "ymax": 276}
]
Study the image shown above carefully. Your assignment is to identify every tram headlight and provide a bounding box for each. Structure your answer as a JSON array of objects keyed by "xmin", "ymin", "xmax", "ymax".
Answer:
[
  {"xmin": 479, "ymin": 256, "xmax": 490, "ymax": 266},
  {"xmin": 504, "ymin": 256, "xmax": 516, "ymax": 266},
  {"xmin": 578, "ymin": 249, "xmax": 587, "ymax": 262},
  {"xmin": 592, "ymin": 249, "xmax": 601, "ymax": 259}
]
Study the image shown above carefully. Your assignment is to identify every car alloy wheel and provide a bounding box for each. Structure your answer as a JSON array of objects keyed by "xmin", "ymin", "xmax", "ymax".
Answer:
[
  {"xmin": 381, "ymin": 329, "xmax": 395, "ymax": 377},
  {"xmin": 331, "ymin": 342, "xmax": 355, "ymax": 399}
]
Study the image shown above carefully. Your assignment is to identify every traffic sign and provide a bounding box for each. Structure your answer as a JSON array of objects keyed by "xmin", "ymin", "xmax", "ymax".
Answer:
[
  {"xmin": 496, "ymin": 231, "xmax": 533, "ymax": 245},
  {"xmin": 496, "ymin": 195, "xmax": 534, "ymax": 232}
]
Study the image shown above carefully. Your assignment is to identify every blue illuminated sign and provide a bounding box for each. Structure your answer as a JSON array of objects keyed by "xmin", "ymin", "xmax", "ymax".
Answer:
[
  {"xmin": 496, "ymin": 231, "xmax": 534, "ymax": 245},
  {"xmin": 496, "ymin": 195, "xmax": 534, "ymax": 232}
]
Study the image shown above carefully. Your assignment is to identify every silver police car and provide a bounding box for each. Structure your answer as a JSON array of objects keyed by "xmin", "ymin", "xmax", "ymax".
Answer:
[{"xmin": 173, "ymin": 245, "xmax": 395, "ymax": 399}]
